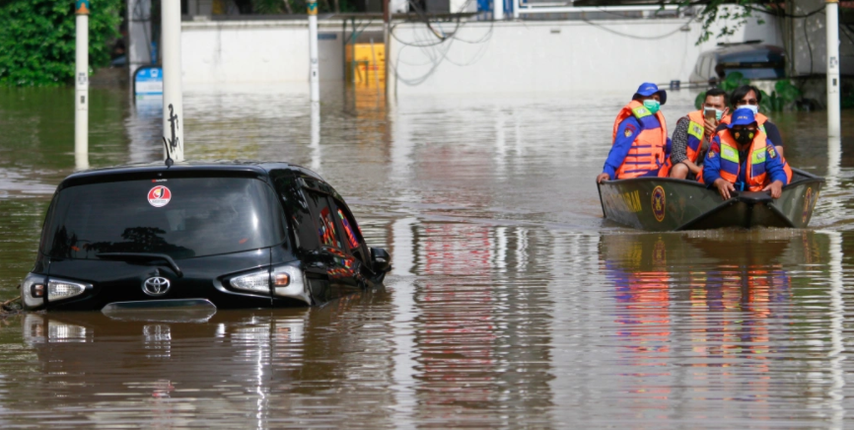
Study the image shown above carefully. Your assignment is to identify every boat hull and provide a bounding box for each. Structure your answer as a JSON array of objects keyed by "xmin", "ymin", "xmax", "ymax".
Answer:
[{"xmin": 597, "ymin": 169, "xmax": 823, "ymax": 231}]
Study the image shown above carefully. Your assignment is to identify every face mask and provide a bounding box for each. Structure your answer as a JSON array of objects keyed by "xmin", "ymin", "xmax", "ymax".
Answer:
[
  {"xmin": 732, "ymin": 129, "xmax": 756, "ymax": 145},
  {"xmin": 643, "ymin": 99, "xmax": 661, "ymax": 114},
  {"xmin": 740, "ymin": 104, "xmax": 759, "ymax": 115}
]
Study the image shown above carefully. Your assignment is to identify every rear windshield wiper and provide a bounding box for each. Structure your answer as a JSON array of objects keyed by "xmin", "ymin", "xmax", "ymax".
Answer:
[{"xmin": 95, "ymin": 252, "xmax": 184, "ymax": 278}]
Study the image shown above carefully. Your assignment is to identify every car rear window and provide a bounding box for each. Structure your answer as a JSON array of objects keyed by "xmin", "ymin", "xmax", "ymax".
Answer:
[{"xmin": 43, "ymin": 177, "xmax": 287, "ymax": 259}]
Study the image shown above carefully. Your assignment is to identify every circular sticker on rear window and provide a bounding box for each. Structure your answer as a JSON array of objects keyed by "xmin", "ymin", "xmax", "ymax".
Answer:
[{"xmin": 148, "ymin": 186, "xmax": 172, "ymax": 207}]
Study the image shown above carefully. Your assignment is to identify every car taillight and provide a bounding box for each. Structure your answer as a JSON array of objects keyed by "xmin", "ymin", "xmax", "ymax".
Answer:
[
  {"xmin": 273, "ymin": 273, "xmax": 290, "ymax": 286},
  {"xmin": 21, "ymin": 274, "xmax": 46, "ymax": 309},
  {"xmin": 272, "ymin": 266, "xmax": 306, "ymax": 304}
]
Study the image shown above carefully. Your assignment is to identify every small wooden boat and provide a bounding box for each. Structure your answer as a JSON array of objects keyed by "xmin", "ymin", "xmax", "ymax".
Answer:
[{"xmin": 597, "ymin": 168, "xmax": 824, "ymax": 231}]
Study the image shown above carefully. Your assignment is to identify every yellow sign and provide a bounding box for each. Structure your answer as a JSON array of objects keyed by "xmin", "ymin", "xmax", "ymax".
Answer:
[{"xmin": 307, "ymin": 0, "xmax": 318, "ymax": 15}]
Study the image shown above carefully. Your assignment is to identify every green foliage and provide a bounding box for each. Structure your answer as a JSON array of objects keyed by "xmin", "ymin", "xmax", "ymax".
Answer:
[
  {"xmin": 669, "ymin": 0, "xmax": 774, "ymax": 45},
  {"xmin": 718, "ymin": 72, "xmax": 750, "ymax": 92},
  {"xmin": 695, "ymin": 72, "xmax": 802, "ymax": 112},
  {"xmin": 694, "ymin": 72, "xmax": 751, "ymax": 109},
  {"xmin": 0, "ymin": 0, "xmax": 123, "ymax": 87},
  {"xmin": 760, "ymin": 80, "xmax": 801, "ymax": 112}
]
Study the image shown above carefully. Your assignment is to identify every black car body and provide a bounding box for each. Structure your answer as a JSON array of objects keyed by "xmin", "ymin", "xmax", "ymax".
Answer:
[
  {"xmin": 20, "ymin": 161, "xmax": 390, "ymax": 311},
  {"xmin": 690, "ymin": 43, "xmax": 786, "ymax": 84}
]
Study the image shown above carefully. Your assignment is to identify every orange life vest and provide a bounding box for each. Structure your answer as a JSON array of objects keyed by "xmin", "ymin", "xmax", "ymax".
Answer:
[
  {"xmin": 611, "ymin": 100, "xmax": 670, "ymax": 179},
  {"xmin": 684, "ymin": 110, "xmax": 707, "ymax": 164},
  {"xmin": 714, "ymin": 113, "xmax": 792, "ymax": 183},
  {"xmin": 715, "ymin": 129, "xmax": 774, "ymax": 191}
]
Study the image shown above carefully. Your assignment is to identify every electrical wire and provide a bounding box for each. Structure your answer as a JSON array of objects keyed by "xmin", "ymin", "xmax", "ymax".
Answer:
[
  {"xmin": 672, "ymin": 1, "xmax": 826, "ymax": 19},
  {"xmin": 594, "ymin": 6, "xmax": 681, "ymax": 20},
  {"xmin": 451, "ymin": 19, "xmax": 494, "ymax": 44},
  {"xmin": 843, "ymin": 24, "xmax": 854, "ymax": 47},
  {"xmin": 581, "ymin": 16, "xmax": 693, "ymax": 40},
  {"xmin": 389, "ymin": 0, "xmax": 494, "ymax": 86},
  {"xmin": 804, "ymin": 10, "xmax": 813, "ymax": 76},
  {"xmin": 742, "ymin": 3, "xmax": 826, "ymax": 19}
]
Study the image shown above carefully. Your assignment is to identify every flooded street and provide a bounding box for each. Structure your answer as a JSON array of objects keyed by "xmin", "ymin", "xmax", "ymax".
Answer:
[{"xmin": 1, "ymin": 84, "xmax": 854, "ymax": 428}]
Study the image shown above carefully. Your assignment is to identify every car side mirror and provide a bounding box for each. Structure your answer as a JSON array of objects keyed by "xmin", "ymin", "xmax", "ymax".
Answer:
[{"xmin": 370, "ymin": 248, "xmax": 391, "ymax": 273}]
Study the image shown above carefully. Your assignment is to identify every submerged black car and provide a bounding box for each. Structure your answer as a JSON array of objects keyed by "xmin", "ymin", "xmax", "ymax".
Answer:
[{"xmin": 21, "ymin": 161, "xmax": 390, "ymax": 311}]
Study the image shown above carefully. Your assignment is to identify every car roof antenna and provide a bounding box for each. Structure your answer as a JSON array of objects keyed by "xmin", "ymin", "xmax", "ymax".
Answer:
[{"xmin": 162, "ymin": 137, "xmax": 174, "ymax": 168}]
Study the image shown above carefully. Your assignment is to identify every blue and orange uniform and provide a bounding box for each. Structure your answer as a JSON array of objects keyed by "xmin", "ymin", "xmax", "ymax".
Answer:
[
  {"xmin": 701, "ymin": 126, "xmax": 789, "ymax": 192},
  {"xmin": 719, "ymin": 111, "xmax": 793, "ymax": 183},
  {"xmin": 602, "ymin": 101, "xmax": 671, "ymax": 179}
]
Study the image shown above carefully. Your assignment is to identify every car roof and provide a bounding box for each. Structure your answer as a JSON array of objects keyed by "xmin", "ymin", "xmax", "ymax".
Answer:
[
  {"xmin": 59, "ymin": 160, "xmax": 325, "ymax": 187},
  {"xmin": 707, "ymin": 44, "xmax": 785, "ymax": 63}
]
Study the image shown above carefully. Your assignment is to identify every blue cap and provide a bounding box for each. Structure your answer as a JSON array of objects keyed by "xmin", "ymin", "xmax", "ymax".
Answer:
[
  {"xmin": 633, "ymin": 82, "xmax": 667, "ymax": 105},
  {"xmin": 728, "ymin": 108, "xmax": 756, "ymax": 128}
]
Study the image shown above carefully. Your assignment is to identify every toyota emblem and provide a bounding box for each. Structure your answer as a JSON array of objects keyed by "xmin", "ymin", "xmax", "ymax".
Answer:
[{"xmin": 143, "ymin": 277, "xmax": 171, "ymax": 296}]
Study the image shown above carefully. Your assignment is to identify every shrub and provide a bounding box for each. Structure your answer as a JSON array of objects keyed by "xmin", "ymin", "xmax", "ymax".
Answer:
[
  {"xmin": 0, "ymin": 0, "xmax": 123, "ymax": 86},
  {"xmin": 694, "ymin": 72, "xmax": 801, "ymax": 112}
]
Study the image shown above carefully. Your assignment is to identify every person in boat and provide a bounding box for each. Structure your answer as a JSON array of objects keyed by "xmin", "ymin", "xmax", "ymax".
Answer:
[
  {"xmin": 701, "ymin": 108, "xmax": 791, "ymax": 200},
  {"xmin": 718, "ymin": 85, "xmax": 786, "ymax": 157},
  {"xmin": 596, "ymin": 82, "xmax": 671, "ymax": 184},
  {"xmin": 668, "ymin": 88, "xmax": 728, "ymax": 180}
]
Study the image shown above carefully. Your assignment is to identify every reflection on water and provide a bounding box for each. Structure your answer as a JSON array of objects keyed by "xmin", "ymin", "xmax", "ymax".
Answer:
[{"xmin": 1, "ymin": 85, "xmax": 854, "ymax": 427}]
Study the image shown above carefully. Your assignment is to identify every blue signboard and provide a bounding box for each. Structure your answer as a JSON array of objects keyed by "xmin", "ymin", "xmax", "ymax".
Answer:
[{"xmin": 134, "ymin": 66, "xmax": 163, "ymax": 96}]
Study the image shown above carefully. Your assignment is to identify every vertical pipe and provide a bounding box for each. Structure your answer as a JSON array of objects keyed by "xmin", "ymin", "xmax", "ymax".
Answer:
[
  {"xmin": 162, "ymin": 0, "xmax": 184, "ymax": 162},
  {"xmin": 75, "ymin": 1, "xmax": 89, "ymax": 168},
  {"xmin": 308, "ymin": 0, "xmax": 320, "ymax": 102},
  {"xmin": 127, "ymin": 0, "xmax": 152, "ymax": 83},
  {"xmin": 786, "ymin": 0, "xmax": 795, "ymax": 78},
  {"xmin": 383, "ymin": 0, "xmax": 390, "ymax": 101},
  {"xmin": 826, "ymin": 0, "xmax": 841, "ymax": 138},
  {"xmin": 494, "ymin": 0, "xmax": 503, "ymax": 20}
]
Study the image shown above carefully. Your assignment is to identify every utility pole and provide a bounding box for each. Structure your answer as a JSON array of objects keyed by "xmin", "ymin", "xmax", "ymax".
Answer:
[
  {"xmin": 308, "ymin": 0, "xmax": 320, "ymax": 102},
  {"xmin": 826, "ymin": 0, "xmax": 841, "ymax": 138},
  {"xmin": 75, "ymin": 0, "xmax": 90, "ymax": 169},
  {"xmin": 162, "ymin": 0, "xmax": 184, "ymax": 162},
  {"xmin": 383, "ymin": 0, "xmax": 390, "ymax": 101}
]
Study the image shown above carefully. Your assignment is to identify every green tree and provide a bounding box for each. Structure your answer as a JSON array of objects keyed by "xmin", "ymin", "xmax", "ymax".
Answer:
[
  {"xmin": 671, "ymin": 0, "xmax": 767, "ymax": 43},
  {"xmin": 0, "ymin": 0, "xmax": 123, "ymax": 86}
]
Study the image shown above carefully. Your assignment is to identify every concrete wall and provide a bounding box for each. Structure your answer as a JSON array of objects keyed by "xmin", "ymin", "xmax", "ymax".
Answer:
[
  {"xmin": 388, "ymin": 13, "xmax": 784, "ymax": 95},
  {"xmin": 177, "ymin": 10, "xmax": 787, "ymax": 94},
  {"xmin": 790, "ymin": 0, "xmax": 854, "ymax": 76},
  {"xmin": 182, "ymin": 20, "xmax": 345, "ymax": 84}
]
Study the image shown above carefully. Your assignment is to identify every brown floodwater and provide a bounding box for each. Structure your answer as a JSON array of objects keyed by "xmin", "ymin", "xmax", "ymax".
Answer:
[{"xmin": 1, "ymin": 84, "xmax": 854, "ymax": 428}]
